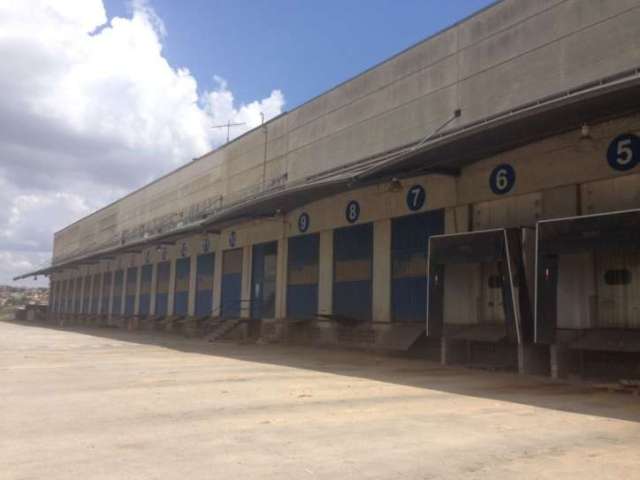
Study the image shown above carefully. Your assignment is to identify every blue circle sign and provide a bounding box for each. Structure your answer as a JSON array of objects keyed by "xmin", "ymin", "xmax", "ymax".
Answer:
[
  {"xmin": 345, "ymin": 200, "xmax": 360, "ymax": 223},
  {"xmin": 229, "ymin": 231, "xmax": 237, "ymax": 248},
  {"xmin": 406, "ymin": 185, "xmax": 426, "ymax": 211},
  {"xmin": 607, "ymin": 133, "xmax": 639, "ymax": 171},
  {"xmin": 298, "ymin": 212, "xmax": 310, "ymax": 233},
  {"xmin": 489, "ymin": 164, "xmax": 516, "ymax": 195}
]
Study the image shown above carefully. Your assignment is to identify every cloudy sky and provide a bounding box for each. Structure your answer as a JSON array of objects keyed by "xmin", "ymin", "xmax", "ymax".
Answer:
[{"xmin": 0, "ymin": 0, "xmax": 493, "ymax": 286}]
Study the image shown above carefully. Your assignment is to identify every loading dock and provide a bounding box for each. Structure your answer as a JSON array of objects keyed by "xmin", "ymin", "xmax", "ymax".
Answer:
[
  {"xmin": 173, "ymin": 257, "xmax": 190, "ymax": 316},
  {"xmin": 124, "ymin": 267, "xmax": 137, "ymax": 316},
  {"xmin": 333, "ymin": 223, "xmax": 373, "ymax": 323},
  {"xmin": 428, "ymin": 228, "xmax": 545, "ymax": 373},
  {"xmin": 195, "ymin": 253, "xmax": 214, "ymax": 317},
  {"xmin": 221, "ymin": 249, "xmax": 243, "ymax": 318},
  {"xmin": 536, "ymin": 209, "xmax": 640, "ymax": 379},
  {"xmin": 139, "ymin": 265, "xmax": 152, "ymax": 316},
  {"xmin": 286, "ymin": 234, "xmax": 319, "ymax": 319},
  {"xmin": 250, "ymin": 242, "xmax": 277, "ymax": 320},
  {"xmin": 155, "ymin": 262, "xmax": 170, "ymax": 316}
]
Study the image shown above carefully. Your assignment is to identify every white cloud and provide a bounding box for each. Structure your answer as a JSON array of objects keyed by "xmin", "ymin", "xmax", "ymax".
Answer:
[{"xmin": 0, "ymin": 0, "xmax": 285, "ymax": 285}]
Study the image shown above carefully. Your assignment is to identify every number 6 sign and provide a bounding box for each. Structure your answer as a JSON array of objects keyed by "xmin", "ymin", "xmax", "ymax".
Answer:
[
  {"xmin": 607, "ymin": 133, "xmax": 639, "ymax": 171},
  {"xmin": 489, "ymin": 164, "xmax": 515, "ymax": 195}
]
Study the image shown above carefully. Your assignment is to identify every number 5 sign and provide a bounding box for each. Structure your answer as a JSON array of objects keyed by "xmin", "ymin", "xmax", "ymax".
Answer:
[
  {"xmin": 607, "ymin": 134, "xmax": 639, "ymax": 171},
  {"xmin": 489, "ymin": 164, "xmax": 516, "ymax": 195}
]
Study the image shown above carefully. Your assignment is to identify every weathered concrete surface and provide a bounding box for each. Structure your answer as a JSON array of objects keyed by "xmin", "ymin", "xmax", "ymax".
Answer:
[{"xmin": 2, "ymin": 321, "xmax": 640, "ymax": 480}]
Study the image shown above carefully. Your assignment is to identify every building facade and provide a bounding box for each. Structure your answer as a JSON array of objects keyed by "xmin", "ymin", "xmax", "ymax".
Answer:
[{"xmin": 21, "ymin": 0, "xmax": 640, "ymax": 378}]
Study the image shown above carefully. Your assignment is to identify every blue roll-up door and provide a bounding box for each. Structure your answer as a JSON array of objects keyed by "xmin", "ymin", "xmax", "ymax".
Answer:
[
  {"xmin": 333, "ymin": 223, "xmax": 373, "ymax": 321},
  {"xmin": 251, "ymin": 242, "xmax": 278, "ymax": 319},
  {"xmin": 174, "ymin": 257, "xmax": 190, "ymax": 315},
  {"xmin": 195, "ymin": 253, "xmax": 215, "ymax": 316},
  {"xmin": 155, "ymin": 261, "xmax": 170, "ymax": 316},
  {"xmin": 221, "ymin": 249, "xmax": 243, "ymax": 318},
  {"xmin": 287, "ymin": 234, "xmax": 319, "ymax": 318},
  {"xmin": 112, "ymin": 270, "xmax": 124, "ymax": 315},
  {"xmin": 101, "ymin": 272, "xmax": 111, "ymax": 315},
  {"xmin": 124, "ymin": 267, "xmax": 138, "ymax": 315},
  {"xmin": 391, "ymin": 210, "xmax": 444, "ymax": 322},
  {"xmin": 139, "ymin": 264, "xmax": 152, "ymax": 315}
]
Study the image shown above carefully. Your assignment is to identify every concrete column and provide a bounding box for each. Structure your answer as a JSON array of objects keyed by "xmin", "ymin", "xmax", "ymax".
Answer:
[
  {"xmin": 149, "ymin": 263, "xmax": 158, "ymax": 315},
  {"xmin": 372, "ymin": 219, "xmax": 391, "ymax": 322},
  {"xmin": 518, "ymin": 344, "xmax": 550, "ymax": 376},
  {"xmin": 212, "ymin": 249, "xmax": 223, "ymax": 316},
  {"xmin": 550, "ymin": 344, "xmax": 570, "ymax": 380},
  {"xmin": 96, "ymin": 271, "xmax": 103, "ymax": 315},
  {"xmin": 134, "ymin": 266, "xmax": 142, "ymax": 315},
  {"xmin": 318, "ymin": 230, "xmax": 333, "ymax": 315},
  {"xmin": 240, "ymin": 245, "xmax": 252, "ymax": 319},
  {"xmin": 187, "ymin": 254, "xmax": 198, "ymax": 316},
  {"xmin": 275, "ymin": 236, "xmax": 288, "ymax": 319},
  {"xmin": 167, "ymin": 259, "xmax": 176, "ymax": 315}
]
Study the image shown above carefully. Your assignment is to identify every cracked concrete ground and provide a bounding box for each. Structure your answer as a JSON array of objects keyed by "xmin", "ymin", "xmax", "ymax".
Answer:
[{"xmin": 2, "ymin": 320, "xmax": 640, "ymax": 480}]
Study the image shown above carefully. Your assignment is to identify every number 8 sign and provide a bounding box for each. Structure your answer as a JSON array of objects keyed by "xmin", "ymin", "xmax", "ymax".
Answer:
[
  {"xmin": 489, "ymin": 164, "xmax": 515, "ymax": 195},
  {"xmin": 607, "ymin": 133, "xmax": 639, "ymax": 172}
]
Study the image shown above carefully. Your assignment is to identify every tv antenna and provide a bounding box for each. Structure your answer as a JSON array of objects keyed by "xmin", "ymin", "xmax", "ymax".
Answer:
[{"xmin": 212, "ymin": 120, "xmax": 246, "ymax": 143}]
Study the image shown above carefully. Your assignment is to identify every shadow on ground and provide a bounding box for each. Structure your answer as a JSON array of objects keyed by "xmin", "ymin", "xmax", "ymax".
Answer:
[{"xmin": 6, "ymin": 319, "xmax": 640, "ymax": 423}]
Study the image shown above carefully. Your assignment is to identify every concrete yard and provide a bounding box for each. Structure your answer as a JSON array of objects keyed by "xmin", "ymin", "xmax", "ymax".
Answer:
[{"xmin": 2, "ymin": 321, "xmax": 640, "ymax": 480}]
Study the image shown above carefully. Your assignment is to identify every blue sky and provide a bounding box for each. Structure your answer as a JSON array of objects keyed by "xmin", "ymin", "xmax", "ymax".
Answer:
[{"xmin": 104, "ymin": 0, "xmax": 496, "ymax": 109}]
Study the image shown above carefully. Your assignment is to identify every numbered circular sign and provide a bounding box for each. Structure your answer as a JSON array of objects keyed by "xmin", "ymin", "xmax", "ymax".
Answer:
[
  {"xmin": 607, "ymin": 133, "xmax": 639, "ymax": 172},
  {"xmin": 345, "ymin": 200, "xmax": 360, "ymax": 223},
  {"xmin": 489, "ymin": 164, "xmax": 516, "ymax": 195},
  {"xmin": 201, "ymin": 238, "xmax": 210, "ymax": 253},
  {"xmin": 298, "ymin": 212, "xmax": 310, "ymax": 233},
  {"xmin": 228, "ymin": 231, "xmax": 237, "ymax": 248},
  {"xmin": 406, "ymin": 185, "xmax": 426, "ymax": 211}
]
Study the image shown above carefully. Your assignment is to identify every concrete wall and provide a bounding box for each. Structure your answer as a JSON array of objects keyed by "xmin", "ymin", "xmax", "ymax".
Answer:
[{"xmin": 52, "ymin": 0, "xmax": 640, "ymax": 263}]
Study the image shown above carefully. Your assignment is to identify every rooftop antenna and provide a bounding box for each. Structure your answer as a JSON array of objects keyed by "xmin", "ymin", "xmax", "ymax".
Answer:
[{"xmin": 212, "ymin": 120, "xmax": 246, "ymax": 143}]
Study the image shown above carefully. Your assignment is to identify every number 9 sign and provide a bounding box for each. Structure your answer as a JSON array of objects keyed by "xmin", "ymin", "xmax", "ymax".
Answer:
[
  {"xmin": 607, "ymin": 133, "xmax": 639, "ymax": 172},
  {"xmin": 489, "ymin": 164, "xmax": 515, "ymax": 195}
]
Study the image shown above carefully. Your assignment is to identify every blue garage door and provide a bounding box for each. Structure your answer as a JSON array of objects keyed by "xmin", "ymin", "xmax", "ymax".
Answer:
[
  {"xmin": 391, "ymin": 210, "xmax": 444, "ymax": 322},
  {"xmin": 174, "ymin": 257, "xmax": 190, "ymax": 316},
  {"xmin": 112, "ymin": 270, "xmax": 124, "ymax": 315},
  {"xmin": 138, "ymin": 265, "xmax": 152, "ymax": 315},
  {"xmin": 124, "ymin": 267, "xmax": 138, "ymax": 315},
  {"xmin": 333, "ymin": 223, "xmax": 373, "ymax": 322},
  {"xmin": 195, "ymin": 253, "xmax": 215, "ymax": 316},
  {"xmin": 221, "ymin": 249, "xmax": 243, "ymax": 318},
  {"xmin": 287, "ymin": 234, "xmax": 319, "ymax": 318},
  {"xmin": 101, "ymin": 272, "xmax": 111, "ymax": 315},
  {"xmin": 155, "ymin": 261, "xmax": 170, "ymax": 316},
  {"xmin": 251, "ymin": 242, "xmax": 278, "ymax": 319}
]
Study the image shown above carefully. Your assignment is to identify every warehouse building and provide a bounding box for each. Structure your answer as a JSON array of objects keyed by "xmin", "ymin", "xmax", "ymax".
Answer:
[{"xmin": 17, "ymin": 0, "xmax": 640, "ymax": 379}]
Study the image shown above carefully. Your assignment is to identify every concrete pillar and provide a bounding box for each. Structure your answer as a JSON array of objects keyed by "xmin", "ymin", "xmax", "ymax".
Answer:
[
  {"xmin": 318, "ymin": 230, "xmax": 333, "ymax": 315},
  {"xmin": 188, "ymin": 254, "xmax": 198, "ymax": 316},
  {"xmin": 212, "ymin": 249, "xmax": 223, "ymax": 316},
  {"xmin": 240, "ymin": 245, "xmax": 252, "ymax": 319},
  {"xmin": 149, "ymin": 263, "xmax": 158, "ymax": 316},
  {"xmin": 372, "ymin": 219, "xmax": 391, "ymax": 322},
  {"xmin": 167, "ymin": 259, "xmax": 176, "ymax": 315},
  {"xmin": 275, "ymin": 237, "xmax": 288, "ymax": 319}
]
